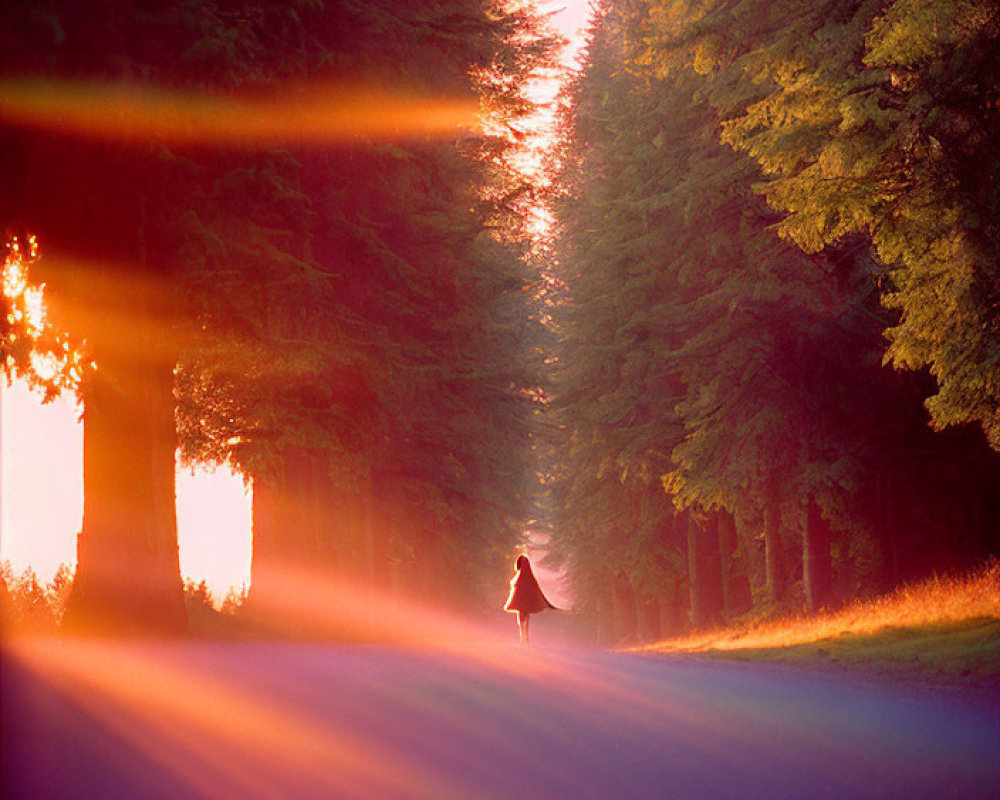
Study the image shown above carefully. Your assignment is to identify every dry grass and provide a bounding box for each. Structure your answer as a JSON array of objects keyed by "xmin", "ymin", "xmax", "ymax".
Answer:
[{"xmin": 630, "ymin": 559, "xmax": 1000, "ymax": 681}]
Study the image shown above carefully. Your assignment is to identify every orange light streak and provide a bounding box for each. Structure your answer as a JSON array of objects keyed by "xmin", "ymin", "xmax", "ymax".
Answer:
[
  {"xmin": 0, "ymin": 79, "xmax": 481, "ymax": 146},
  {"xmin": 4, "ymin": 624, "xmax": 897, "ymax": 800},
  {"xmin": 6, "ymin": 637, "xmax": 473, "ymax": 800},
  {"xmin": 20, "ymin": 249, "xmax": 206, "ymax": 367},
  {"xmin": 4, "ymin": 617, "xmax": 750, "ymax": 799}
]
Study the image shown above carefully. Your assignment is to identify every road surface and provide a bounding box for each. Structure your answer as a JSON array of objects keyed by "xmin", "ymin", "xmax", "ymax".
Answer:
[{"xmin": 3, "ymin": 637, "xmax": 998, "ymax": 799}]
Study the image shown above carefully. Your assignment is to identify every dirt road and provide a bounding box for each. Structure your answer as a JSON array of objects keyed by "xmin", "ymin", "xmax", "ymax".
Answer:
[{"xmin": 3, "ymin": 638, "xmax": 998, "ymax": 799}]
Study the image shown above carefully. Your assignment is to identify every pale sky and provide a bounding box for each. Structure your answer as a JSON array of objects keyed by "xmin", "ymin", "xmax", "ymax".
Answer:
[
  {"xmin": 0, "ymin": 381, "xmax": 83, "ymax": 584},
  {"xmin": 547, "ymin": 0, "xmax": 593, "ymax": 47}
]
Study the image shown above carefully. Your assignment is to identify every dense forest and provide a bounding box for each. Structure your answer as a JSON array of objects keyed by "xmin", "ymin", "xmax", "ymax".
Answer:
[
  {"xmin": 546, "ymin": 0, "xmax": 1000, "ymax": 644},
  {"xmin": 0, "ymin": 0, "xmax": 559, "ymax": 634},
  {"xmin": 2, "ymin": 0, "xmax": 998, "ymax": 643}
]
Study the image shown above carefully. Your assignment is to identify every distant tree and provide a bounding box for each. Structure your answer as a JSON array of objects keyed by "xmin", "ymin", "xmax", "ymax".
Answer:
[
  {"xmin": 1, "ymin": 563, "xmax": 60, "ymax": 631},
  {"xmin": 220, "ymin": 583, "xmax": 248, "ymax": 616},
  {"xmin": 174, "ymin": 0, "xmax": 561, "ymax": 620},
  {"xmin": 183, "ymin": 578, "xmax": 215, "ymax": 610},
  {"xmin": 48, "ymin": 562, "xmax": 75, "ymax": 622}
]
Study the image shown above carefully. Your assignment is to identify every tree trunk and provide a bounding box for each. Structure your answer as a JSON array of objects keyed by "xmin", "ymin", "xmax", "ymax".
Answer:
[
  {"xmin": 718, "ymin": 509, "xmax": 737, "ymax": 617},
  {"xmin": 658, "ymin": 582, "xmax": 685, "ymax": 638},
  {"xmin": 594, "ymin": 585, "xmax": 614, "ymax": 646},
  {"xmin": 764, "ymin": 502, "xmax": 784, "ymax": 604},
  {"xmin": 249, "ymin": 453, "xmax": 383, "ymax": 636},
  {"xmin": 637, "ymin": 594, "xmax": 661, "ymax": 642},
  {"xmin": 249, "ymin": 450, "xmax": 337, "ymax": 611},
  {"xmin": 248, "ymin": 469, "xmax": 283, "ymax": 602},
  {"xmin": 803, "ymin": 499, "xmax": 833, "ymax": 613},
  {"xmin": 611, "ymin": 572, "xmax": 638, "ymax": 645},
  {"xmin": 885, "ymin": 469, "xmax": 900, "ymax": 585},
  {"xmin": 62, "ymin": 353, "xmax": 186, "ymax": 634},
  {"xmin": 688, "ymin": 511, "xmax": 724, "ymax": 629},
  {"xmin": 674, "ymin": 509, "xmax": 691, "ymax": 629}
]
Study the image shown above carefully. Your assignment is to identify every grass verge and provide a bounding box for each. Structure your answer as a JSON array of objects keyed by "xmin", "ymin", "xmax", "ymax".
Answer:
[{"xmin": 631, "ymin": 560, "xmax": 1000, "ymax": 685}]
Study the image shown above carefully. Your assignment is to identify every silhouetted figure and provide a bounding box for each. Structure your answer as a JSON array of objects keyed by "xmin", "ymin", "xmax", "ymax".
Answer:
[{"xmin": 504, "ymin": 555, "xmax": 555, "ymax": 644}]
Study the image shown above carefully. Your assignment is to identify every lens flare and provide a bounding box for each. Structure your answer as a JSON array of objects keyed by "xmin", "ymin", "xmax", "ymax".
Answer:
[
  {"xmin": 0, "ymin": 79, "xmax": 481, "ymax": 146},
  {"xmin": 6, "ymin": 637, "xmax": 471, "ymax": 800}
]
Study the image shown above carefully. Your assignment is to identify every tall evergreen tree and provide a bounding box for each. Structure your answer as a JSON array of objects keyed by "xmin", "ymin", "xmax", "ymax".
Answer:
[
  {"xmin": 647, "ymin": 0, "xmax": 1000, "ymax": 445},
  {"xmin": 548, "ymin": 0, "xmax": 1000, "ymax": 639},
  {"xmin": 172, "ymin": 0, "xmax": 559, "ymax": 621}
]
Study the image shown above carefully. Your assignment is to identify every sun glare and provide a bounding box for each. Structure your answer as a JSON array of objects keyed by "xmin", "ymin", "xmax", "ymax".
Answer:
[
  {"xmin": 3, "ymin": 253, "xmax": 29, "ymax": 302},
  {"xmin": 2, "ymin": 235, "xmax": 94, "ymax": 396},
  {"xmin": 176, "ymin": 465, "xmax": 253, "ymax": 605},
  {"xmin": 3, "ymin": 237, "xmax": 44, "ymax": 338},
  {"xmin": 0, "ymin": 1, "xmax": 596, "ymax": 619},
  {"xmin": 21, "ymin": 285, "xmax": 46, "ymax": 335}
]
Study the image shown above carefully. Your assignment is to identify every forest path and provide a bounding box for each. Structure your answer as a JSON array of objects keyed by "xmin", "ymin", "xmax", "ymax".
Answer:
[{"xmin": 4, "ymin": 636, "xmax": 999, "ymax": 799}]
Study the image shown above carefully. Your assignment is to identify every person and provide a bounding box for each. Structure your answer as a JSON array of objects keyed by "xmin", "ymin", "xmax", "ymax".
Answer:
[{"xmin": 503, "ymin": 554, "xmax": 555, "ymax": 644}]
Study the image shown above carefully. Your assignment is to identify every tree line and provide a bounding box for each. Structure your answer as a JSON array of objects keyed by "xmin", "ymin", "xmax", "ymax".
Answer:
[
  {"xmin": 545, "ymin": 0, "xmax": 1000, "ymax": 643},
  {"xmin": 0, "ymin": 0, "xmax": 559, "ymax": 634}
]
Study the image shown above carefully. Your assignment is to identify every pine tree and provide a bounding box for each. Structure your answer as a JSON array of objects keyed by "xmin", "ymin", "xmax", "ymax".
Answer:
[
  {"xmin": 0, "ymin": 0, "xmax": 361, "ymax": 632},
  {"xmin": 666, "ymin": 0, "xmax": 1000, "ymax": 445},
  {"xmin": 548, "ymin": 3, "xmax": 694, "ymax": 639},
  {"xmin": 550, "ymin": 0, "xmax": 1000, "ymax": 630},
  {"xmin": 172, "ymin": 0, "xmax": 559, "ymax": 620}
]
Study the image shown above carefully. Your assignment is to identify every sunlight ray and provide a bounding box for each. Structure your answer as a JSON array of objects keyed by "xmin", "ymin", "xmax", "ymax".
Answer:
[{"xmin": 0, "ymin": 80, "xmax": 480, "ymax": 146}]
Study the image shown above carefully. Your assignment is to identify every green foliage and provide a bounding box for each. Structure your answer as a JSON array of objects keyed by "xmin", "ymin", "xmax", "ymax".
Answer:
[
  {"xmin": 0, "ymin": 0, "xmax": 559, "ymax": 619},
  {"xmin": 548, "ymin": 0, "xmax": 1000, "ymax": 637},
  {"xmin": 679, "ymin": 0, "xmax": 1000, "ymax": 444},
  {"xmin": 183, "ymin": 578, "xmax": 250, "ymax": 636},
  {"xmin": 546, "ymin": 4, "xmax": 691, "ymax": 618}
]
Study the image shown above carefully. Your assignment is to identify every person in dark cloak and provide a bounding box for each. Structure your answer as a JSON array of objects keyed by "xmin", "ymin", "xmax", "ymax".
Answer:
[{"xmin": 503, "ymin": 554, "xmax": 555, "ymax": 644}]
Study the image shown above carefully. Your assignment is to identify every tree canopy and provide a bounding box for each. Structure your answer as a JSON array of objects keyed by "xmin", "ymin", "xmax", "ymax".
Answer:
[
  {"xmin": 547, "ymin": 0, "xmax": 1000, "ymax": 642},
  {"xmin": 0, "ymin": 0, "xmax": 559, "ymax": 631}
]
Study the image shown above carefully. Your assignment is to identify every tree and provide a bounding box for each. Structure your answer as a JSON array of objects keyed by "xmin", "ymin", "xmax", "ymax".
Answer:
[
  {"xmin": 548, "ymin": 0, "xmax": 1000, "ymax": 637},
  {"xmin": 547, "ymin": 3, "xmax": 696, "ymax": 639},
  {"xmin": 173, "ymin": 0, "xmax": 560, "ymax": 623},
  {"xmin": 0, "ymin": 0, "xmax": 334, "ymax": 633},
  {"xmin": 671, "ymin": 0, "xmax": 1000, "ymax": 446}
]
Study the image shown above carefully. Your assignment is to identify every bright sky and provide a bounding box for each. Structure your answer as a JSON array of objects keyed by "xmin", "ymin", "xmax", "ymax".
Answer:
[
  {"xmin": 516, "ymin": 1, "xmax": 591, "ymax": 186},
  {"xmin": 544, "ymin": 0, "xmax": 592, "ymax": 63},
  {"xmin": 0, "ymin": 0, "xmax": 592, "ymax": 603},
  {"xmin": 0, "ymin": 382, "xmax": 83, "ymax": 583},
  {"xmin": 516, "ymin": 1, "xmax": 591, "ymax": 605}
]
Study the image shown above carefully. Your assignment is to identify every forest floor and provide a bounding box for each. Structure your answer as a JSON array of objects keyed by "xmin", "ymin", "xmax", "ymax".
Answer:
[
  {"xmin": 648, "ymin": 617, "xmax": 1000, "ymax": 688},
  {"xmin": 3, "ymin": 630, "xmax": 999, "ymax": 800}
]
